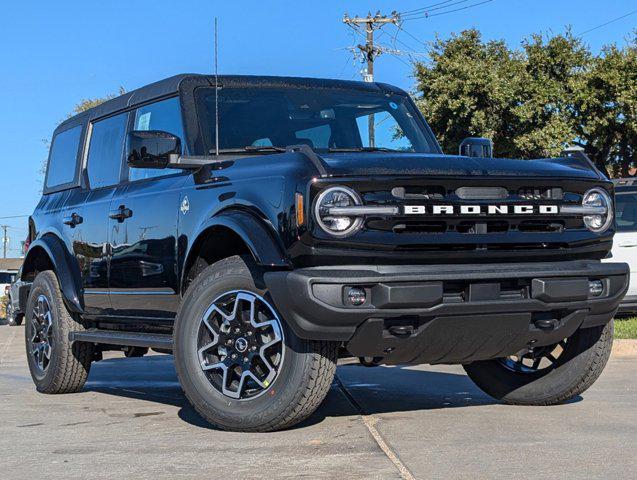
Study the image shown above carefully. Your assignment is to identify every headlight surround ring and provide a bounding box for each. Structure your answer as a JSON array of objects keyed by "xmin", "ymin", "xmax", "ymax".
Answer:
[
  {"xmin": 313, "ymin": 185, "xmax": 364, "ymax": 238},
  {"xmin": 582, "ymin": 187, "xmax": 613, "ymax": 233}
]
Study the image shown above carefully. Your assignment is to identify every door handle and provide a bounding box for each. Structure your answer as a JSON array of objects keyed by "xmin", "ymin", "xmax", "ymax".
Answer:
[
  {"xmin": 63, "ymin": 213, "xmax": 83, "ymax": 227},
  {"xmin": 109, "ymin": 206, "xmax": 133, "ymax": 222}
]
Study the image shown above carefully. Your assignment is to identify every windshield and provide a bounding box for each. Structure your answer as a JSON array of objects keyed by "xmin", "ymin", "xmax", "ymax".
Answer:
[
  {"xmin": 195, "ymin": 86, "xmax": 437, "ymax": 154},
  {"xmin": 616, "ymin": 190, "xmax": 637, "ymax": 232}
]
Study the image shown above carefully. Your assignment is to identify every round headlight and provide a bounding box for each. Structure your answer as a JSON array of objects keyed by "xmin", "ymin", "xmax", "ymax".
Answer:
[
  {"xmin": 314, "ymin": 186, "xmax": 364, "ymax": 237},
  {"xmin": 582, "ymin": 188, "xmax": 613, "ymax": 233}
]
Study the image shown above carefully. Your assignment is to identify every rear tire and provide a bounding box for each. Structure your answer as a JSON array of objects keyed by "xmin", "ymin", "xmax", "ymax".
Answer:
[
  {"xmin": 25, "ymin": 271, "xmax": 94, "ymax": 394},
  {"xmin": 463, "ymin": 321, "xmax": 613, "ymax": 405},
  {"xmin": 174, "ymin": 255, "xmax": 338, "ymax": 432}
]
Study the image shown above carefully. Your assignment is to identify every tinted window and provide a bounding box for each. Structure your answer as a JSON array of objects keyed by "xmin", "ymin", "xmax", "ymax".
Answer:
[
  {"xmin": 45, "ymin": 125, "xmax": 82, "ymax": 189},
  {"xmin": 295, "ymin": 125, "xmax": 331, "ymax": 148},
  {"xmin": 616, "ymin": 192, "xmax": 637, "ymax": 232},
  {"xmin": 129, "ymin": 97, "xmax": 185, "ymax": 181},
  {"xmin": 356, "ymin": 113, "xmax": 413, "ymax": 151},
  {"xmin": 196, "ymin": 87, "xmax": 435, "ymax": 154},
  {"xmin": 87, "ymin": 113, "xmax": 128, "ymax": 189}
]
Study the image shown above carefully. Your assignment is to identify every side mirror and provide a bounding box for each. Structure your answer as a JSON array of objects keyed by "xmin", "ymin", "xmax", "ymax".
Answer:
[
  {"xmin": 459, "ymin": 137, "xmax": 493, "ymax": 158},
  {"xmin": 127, "ymin": 130, "xmax": 181, "ymax": 169}
]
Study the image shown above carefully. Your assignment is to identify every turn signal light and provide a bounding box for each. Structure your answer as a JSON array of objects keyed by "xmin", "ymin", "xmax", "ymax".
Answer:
[{"xmin": 295, "ymin": 193, "xmax": 304, "ymax": 227}]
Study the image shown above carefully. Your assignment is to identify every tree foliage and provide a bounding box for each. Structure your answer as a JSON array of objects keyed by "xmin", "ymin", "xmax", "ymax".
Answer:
[{"xmin": 413, "ymin": 29, "xmax": 637, "ymax": 175}]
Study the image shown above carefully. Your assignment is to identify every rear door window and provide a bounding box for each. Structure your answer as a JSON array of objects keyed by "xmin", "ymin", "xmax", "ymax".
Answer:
[
  {"xmin": 87, "ymin": 112, "xmax": 128, "ymax": 189},
  {"xmin": 129, "ymin": 97, "xmax": 185, "ymax": 181},
  {"xmin": 45, "ymin": 125, "xmax": 83, "ymax": 190}
]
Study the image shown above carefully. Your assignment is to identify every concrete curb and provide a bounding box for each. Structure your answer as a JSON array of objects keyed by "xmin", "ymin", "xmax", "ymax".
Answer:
[{"xmin": 612, "ymin": 339, "xmax": 637, "ymax": 357}]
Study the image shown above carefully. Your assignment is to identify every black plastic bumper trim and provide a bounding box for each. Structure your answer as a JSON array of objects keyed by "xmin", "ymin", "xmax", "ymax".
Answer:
[{"xmin": 264, "ymin": 260, "xmax": 629, "ymax": 341}]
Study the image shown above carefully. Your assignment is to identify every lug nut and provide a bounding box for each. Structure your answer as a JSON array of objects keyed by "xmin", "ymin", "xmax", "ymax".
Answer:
[
  {"xmin": 235, "ymin": 328, "xmax": 241, "ymax": 333},
  {"xmin": 251, "ymin": 346, "xmax": 257, "ymax": 351},
  {"xmin": 243, "ymin": 357, "xmax": 248, "ymax": 363},
  {"xmin": 247, "ymin": 331, "xmax": 253, "ymax": 336},
  {"xmin": 226, "ymin": 339, "xmax": 232, "ymax": 346},
  {"xmin": 231, "ymin": 354, "xmax": 237, "ymax": 359}
]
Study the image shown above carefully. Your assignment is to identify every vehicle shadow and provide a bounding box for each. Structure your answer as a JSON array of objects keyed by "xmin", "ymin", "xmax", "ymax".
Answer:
[{"xmin": 83, "ymin": 354, "xmax": 579, "ymax": 430}]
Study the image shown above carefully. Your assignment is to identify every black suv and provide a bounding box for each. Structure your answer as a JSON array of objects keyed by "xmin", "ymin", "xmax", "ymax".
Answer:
[{"xmin": 19, "ymin": 74, "xmax": 628, "ymax": 431}]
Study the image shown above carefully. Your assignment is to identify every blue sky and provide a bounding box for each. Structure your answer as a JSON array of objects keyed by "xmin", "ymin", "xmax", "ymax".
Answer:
[{"xmin": 1, "ymin": 0, "xmax": 635, "ymax": 256}]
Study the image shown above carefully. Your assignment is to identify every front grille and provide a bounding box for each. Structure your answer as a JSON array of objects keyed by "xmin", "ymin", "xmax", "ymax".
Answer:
[
  {"xmin": 309, "ymin": 177, "xmax": 612, "ymax": 262},
  {"xmin": 367, "ymin": 218, "xmax": 572, "ymax": 234},
  {"xmin": 361, "ymin": 182, "xmax": 584, "ymax": 236}
]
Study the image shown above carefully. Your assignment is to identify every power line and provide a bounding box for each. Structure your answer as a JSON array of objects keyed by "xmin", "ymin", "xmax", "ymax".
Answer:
[
  {"xmin": 402, "ymin": 0, "xmax": 494, "ymax": 21},
  {"xmin": 0, "ymin": 215, "xmax": 29, "ymax": 220},
  {"xmin": 578, "ymin": 9, "xmax": 637, "ymax": 37},
  {"xmin": 399, "ymin": 0, "xmax": 457, "ymax": 16},
  {"xmin": 401, "ymin": 0, "xmax": 474, "ymax": 18},
  {"xmin": 394, "ymin": 23, "xmax": 429, "ymax": 49}
]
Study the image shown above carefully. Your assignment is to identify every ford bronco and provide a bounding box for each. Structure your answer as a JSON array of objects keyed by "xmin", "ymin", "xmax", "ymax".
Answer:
[{"xmin": 19, "ymin": 74, "xmax": 628, "ymax": 431}]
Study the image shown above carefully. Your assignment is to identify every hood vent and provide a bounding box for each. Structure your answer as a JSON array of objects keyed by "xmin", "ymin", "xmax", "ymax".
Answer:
[{"xmin": 455, "ymin": 186, "xmax": 508, "ymax": 200}]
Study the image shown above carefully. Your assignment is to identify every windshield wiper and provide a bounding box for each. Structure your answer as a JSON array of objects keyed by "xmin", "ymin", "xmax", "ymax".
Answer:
[
  {"xmin": 327, "ymin": 146, "xmax": 403, "ymax": 153},
  {"xmin": 211, "ymin": 146, "xmax": 287, "ymax": 154}
]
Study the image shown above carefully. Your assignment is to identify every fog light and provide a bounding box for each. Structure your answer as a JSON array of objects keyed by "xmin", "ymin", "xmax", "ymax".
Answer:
[
  {"xmin": 347, "ymin": 287, "xmax": 366, "ymax": 306},
  {"xmin": 589, "ymin": 280, "xmax": 604, "ymax": 297}
]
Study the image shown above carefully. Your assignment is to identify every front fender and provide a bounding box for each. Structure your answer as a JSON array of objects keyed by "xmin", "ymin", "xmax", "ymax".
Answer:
[
  {"xmin": 22, "ymin": 235, "xmax": 84, "ymax": 313},
  {"xmin": 183, "ymin": 209, "xmax": 290, "ymax": 284}
]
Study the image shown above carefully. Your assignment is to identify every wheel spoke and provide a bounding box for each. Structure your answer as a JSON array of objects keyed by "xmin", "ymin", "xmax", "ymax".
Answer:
[
  {"xmin": 197, "ymin": 290, "xmax": 284, "ymax": 400},
  {"xmin": 546, "ymin": 353, "xmax": 558, "ymax": 364}
]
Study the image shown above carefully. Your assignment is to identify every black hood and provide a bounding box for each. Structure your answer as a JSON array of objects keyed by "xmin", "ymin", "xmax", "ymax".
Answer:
[{"xmin": 319, "ymin": 153, "xmax": 603, "ymax": 180}]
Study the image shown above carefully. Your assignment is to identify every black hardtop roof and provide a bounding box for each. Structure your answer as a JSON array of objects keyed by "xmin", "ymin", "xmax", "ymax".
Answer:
[{"xmin": 55, "ymin": 73, "xmax": 407, "ymax": 134}]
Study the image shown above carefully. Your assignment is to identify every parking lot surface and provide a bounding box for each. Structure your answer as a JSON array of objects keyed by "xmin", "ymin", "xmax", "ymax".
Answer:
[{"xmin": 0, "ymin": 324, "xmax": 635, "ymax": 479}]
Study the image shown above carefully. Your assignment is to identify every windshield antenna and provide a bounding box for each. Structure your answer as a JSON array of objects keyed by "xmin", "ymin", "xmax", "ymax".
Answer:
[{"xmin": 214, "ymin": 17, "xmax": 219, "ymax": 156}]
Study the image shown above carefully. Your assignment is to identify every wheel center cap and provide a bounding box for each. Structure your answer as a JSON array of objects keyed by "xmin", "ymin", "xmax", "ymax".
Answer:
[{"xmin": 235, "ymin": 337, "xmax": 248, "ymax": 353}]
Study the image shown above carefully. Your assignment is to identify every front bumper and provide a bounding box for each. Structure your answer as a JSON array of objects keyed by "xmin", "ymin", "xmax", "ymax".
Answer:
[{"xmin": 265, "ymin": 260, "xmax": 629, "ymax": 364}]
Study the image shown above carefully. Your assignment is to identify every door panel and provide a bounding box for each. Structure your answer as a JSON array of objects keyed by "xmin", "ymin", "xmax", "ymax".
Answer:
[
  {"xmin": 108, "ymin": 175, "xmax": 187, "ymax": 318},
  {"xmin": 74, "ymin": 188, "xmax": 116, "ymax": 314}
]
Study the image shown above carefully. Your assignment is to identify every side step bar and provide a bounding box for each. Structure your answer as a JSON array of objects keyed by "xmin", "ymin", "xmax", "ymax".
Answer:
[{"xmin": 69, "ymin": 329, "xmax": 173, "ymax": 350}]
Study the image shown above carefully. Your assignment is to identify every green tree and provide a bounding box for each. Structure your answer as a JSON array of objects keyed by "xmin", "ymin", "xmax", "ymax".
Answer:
[
  {"xmin": 513, "ymin": 30, "xmax": 591, "ymax": 158},
  {"xmin": 577, "ymin": 35, "xmax": 637, "ymax": 175},
  {"xmin": 414, "ymin": 29, "xmax": 524, "ymax": 157},
  {"xmin": 412, "ymin": 28, "xmax": 637, "ymax": 175}
]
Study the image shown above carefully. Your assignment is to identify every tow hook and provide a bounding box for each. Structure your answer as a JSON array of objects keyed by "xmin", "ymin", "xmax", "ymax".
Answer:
[
  {"xmin": 534, "ymin": 318, "xmax": 559, "ymax": 330},
  {"xmin": 359, "ymin": 356, "xmax": 384, "ymax": 367},
  {"xmin": 388, "ymin": 325, "xmax": 414, "ymax": 338}
]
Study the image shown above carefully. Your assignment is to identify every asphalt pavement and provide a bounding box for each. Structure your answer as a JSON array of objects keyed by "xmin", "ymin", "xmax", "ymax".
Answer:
[{"xmin": 0, "ymin": 324, "xmax": 635, "ymax": 480}]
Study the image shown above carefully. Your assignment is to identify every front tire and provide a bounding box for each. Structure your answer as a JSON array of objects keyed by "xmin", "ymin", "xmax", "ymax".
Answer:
[
  {"xmin": 463, "ymin": 321, "xmax": 613, "ymax": 405},
  {"xmin": 174, "ymin": 256, "xmax": 338, "ymax": 432},
  {"xmin": 25, "ymin": 271, "xmax": 94, "ymax": 394}
]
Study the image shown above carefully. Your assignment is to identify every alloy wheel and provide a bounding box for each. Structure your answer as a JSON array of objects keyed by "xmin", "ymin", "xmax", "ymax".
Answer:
[
  {"xmin": 499, "ymin": 339, "xmax": 568, "ymax": 373},
  {"xmin": 30, "ymin": 295, "xmax": 53, "ymax": 373},
  {"xmin": 197, "ymin": 291, "xmax": 284, "ymax": 400}
]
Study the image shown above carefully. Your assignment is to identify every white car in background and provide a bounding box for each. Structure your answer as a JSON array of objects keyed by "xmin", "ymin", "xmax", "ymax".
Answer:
[{"xmin": 607, "ymin": 178, "xmax": 637, "ymax": 313}]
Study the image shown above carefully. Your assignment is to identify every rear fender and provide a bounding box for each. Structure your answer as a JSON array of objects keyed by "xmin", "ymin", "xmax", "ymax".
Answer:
[{"xmin": 21, "ymin": 235, "xmax": 84, "ymax": 313}]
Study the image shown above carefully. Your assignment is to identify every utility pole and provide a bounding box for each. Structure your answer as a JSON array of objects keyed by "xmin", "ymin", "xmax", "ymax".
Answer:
[
  {"xmin": 1, "ymin": 225, "xmax": 8, "ymax": 259},
  {"xmin": 343, "ymin": 11, "xmax": 399, "ymax": 146}
]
